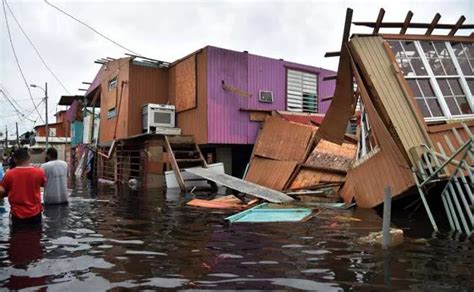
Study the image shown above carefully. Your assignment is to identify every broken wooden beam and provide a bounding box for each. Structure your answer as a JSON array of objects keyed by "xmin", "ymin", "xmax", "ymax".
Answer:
[{"xmin": 325, "ymin": 51, "xmax": 341, "ymax": 58}]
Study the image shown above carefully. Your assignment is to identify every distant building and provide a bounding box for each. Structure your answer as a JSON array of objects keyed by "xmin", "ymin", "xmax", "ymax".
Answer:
[{"xmin": 31, "ymin": 110, "xmax": 71, "ymax": 163}]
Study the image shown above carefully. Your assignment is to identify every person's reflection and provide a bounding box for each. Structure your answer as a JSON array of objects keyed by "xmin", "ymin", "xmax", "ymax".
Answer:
[
  {"xmin": 6, "ymin": 223, "xmax": 45, "ymax": 290},
  {"xmin": 43, "ymin": 204, "xmax": 70, "ymax": 241}
]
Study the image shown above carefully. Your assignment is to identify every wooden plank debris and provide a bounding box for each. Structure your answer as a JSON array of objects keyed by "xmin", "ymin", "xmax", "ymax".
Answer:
[
  {"xmin": 253, "ymin": 116, "xmax": 314, "ymax": 161},
  {"xmin": 185, "ymin": 167, "xmax": 294, "ymax": 203},
  {"xmin": 245, "ymin": 158, "xmax": 298, "ymax": 190}
]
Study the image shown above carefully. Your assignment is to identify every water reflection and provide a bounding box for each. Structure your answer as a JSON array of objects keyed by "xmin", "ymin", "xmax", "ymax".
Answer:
[
  {"xmin": 6, "ymin": 224, "xmax": 44, "ymax": 290},
  {"xmin": 0, "ymin": 180, "xmax": 473, "ymax": 290}
]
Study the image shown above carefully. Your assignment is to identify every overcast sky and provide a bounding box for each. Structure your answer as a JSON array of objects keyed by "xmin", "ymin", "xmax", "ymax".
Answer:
[{"xmin": 1, "ymin": 0, "xmax": 473, "ymax": 136}]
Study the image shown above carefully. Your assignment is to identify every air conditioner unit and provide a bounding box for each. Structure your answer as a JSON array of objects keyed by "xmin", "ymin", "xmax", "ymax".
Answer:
[
  {"xmin": 259, "ymin": 90, "xmax": 274, "ymax": 103},
  {"xmin": 142, "ymin": 103, "xmax": 176, "ymax": 133}
]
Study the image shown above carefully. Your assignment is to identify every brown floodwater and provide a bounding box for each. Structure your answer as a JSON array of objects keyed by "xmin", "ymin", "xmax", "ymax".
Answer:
[{"xmin": 1, "ymin": 180, "xmax": 473, "ymax": 290}]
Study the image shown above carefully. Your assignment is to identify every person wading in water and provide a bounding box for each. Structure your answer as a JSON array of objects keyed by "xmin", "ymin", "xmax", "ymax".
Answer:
[
  {"xmin": 41, "ymin": 147, "xmax": 68, "ymax": 205},
  {"xmin": 0, "ymin": 148, "xmax": 46, "ymax": 225}
]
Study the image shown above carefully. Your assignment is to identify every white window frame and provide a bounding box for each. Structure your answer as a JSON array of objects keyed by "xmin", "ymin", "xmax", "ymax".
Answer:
[
  {"xmin": 108, "ymin": 77, "xmax": 117, "ymax": 91},
  {"xmin": 286, "ymin": 69, "xmax": 318, "ymax": 113},
  {"xmin": 392, "ymin": 40, "xmax": 474, "ymax": 122}
]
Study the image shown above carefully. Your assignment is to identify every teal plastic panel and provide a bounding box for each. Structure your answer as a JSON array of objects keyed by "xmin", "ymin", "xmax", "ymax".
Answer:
[
  {"xmin": 226, "ymin": 203, "xmax": 312, "ymax": 223},
  {"xmin": 71, "ymin": 121, "xmax": 84, "ymax": 146}
]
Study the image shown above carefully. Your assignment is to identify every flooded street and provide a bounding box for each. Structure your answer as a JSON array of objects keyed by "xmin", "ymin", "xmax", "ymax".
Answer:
[{"xmin": 1, "ymin": 180, "xmax": 473, "ymax": 291}]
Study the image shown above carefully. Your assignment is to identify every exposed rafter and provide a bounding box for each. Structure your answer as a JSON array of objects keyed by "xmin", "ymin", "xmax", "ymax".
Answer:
[
  {"xmin": 426, "ymin": 13, "xmax": 441, "ymax": 35},
  {"xmin": 400, "ymin": 11, "xmax": 414, "ymax": 34},
  {"xmin": 373, "ymin": 8, "xmax": 385, "ymax": 34},
  {"xmin": 449, "ymin": 16, "xmax": 466, "ymax": 36}
]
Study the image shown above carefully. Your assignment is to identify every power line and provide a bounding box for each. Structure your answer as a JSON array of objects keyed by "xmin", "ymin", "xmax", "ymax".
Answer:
[
  {"xmin": 0, "ymin": 84, "xmax": 43, "ymax": 123},
  {"xmin": 0, "ymin": 84, "xmax": 28, "ymax": 112},
  {"xmin": 2, "ymin": 0, "xmax": 45, "ymax": 123},
  {"xmin": 4, "ymin": 0, "xmax": 70, "ymax": 94},
  {"xmin": 0, "ymin": 89, "xmax": 36, "ymax": 122},
  {"xmin": 43, "ymin": 0, "xmax": 142, "ymax": 56}
]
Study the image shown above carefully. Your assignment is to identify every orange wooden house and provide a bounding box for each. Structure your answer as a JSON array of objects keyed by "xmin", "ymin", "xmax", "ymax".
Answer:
[{"xmin": 34, "ymin": 110, "xmax": 71, "ymax": 138}]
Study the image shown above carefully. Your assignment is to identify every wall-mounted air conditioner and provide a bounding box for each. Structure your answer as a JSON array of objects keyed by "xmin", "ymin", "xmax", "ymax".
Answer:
[
  {"xmin": 259, "ymin": 90, "xmax": 274, "ymax": 103},
  {"xmin": 142, "ymin": 103, "xmax": 176, "ymax": 133}
]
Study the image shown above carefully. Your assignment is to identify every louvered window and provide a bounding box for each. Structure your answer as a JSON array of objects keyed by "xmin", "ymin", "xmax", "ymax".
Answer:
[{"xmin": 286, "ymin": 69, "xmax": 318, "ymax": 113}]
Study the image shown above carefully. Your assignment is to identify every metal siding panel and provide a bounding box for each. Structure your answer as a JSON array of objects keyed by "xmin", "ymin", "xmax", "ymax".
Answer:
[
  {"xmin": 207, "ymin": 47, "xmax": 248, "ymax": 144},
  {"xmin": 206, "ymin": 47, "xmax": 336, "ymax": 144},
  {"xmin": 128, "ymin": 63, "xmax": 169, "ymax": 137},
  {"xmin": 98, "ymin": 58, "xmax": 131, "ymax": 143}
]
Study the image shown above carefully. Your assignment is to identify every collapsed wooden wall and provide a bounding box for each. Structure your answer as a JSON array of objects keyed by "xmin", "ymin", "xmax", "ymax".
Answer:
[
  {"xmin": 245, "ymin": 115, "xmax": 357, "ymax": 191},
  {"xmin": 245, "ymin": 116, "xmax": 314, "ymax": 190}
]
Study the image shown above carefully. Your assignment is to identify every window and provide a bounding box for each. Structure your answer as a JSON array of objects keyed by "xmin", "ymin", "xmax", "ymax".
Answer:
[
  {"xmin": 286, "ymin": 69, "xmax": 318, "ymax": 113},
  {"xmin": 356, "ymin": 100, "xmax": 378, "ymax": 160},
  {"xmin": 49, "ymin": 128, "xmax": 57, "ymax": 137},
  {"xmin": 108, "ymin": 77, "xmax": 117, "ymax": 91},
  {"xmin": 107, "ymin": 107, "xmax": 116, "ymax": 119},
  {"xmin": 389, "ymin": 40, "xmax": 474, "ymax": 120}
]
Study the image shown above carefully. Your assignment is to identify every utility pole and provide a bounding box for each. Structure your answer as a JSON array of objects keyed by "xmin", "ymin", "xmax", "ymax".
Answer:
[
  {"xmin": 45, "ymin": 82, "xmax": 49, "ymax": 149},
  {"xmin": 30, "ymin": 82, "xmax": 49, "ymax": 149},
  {"xmin": 5, "ymin": 126, "xmax": 8, "ymax": 151},
  {"xmin": 15, "ymin": 122, "xmax": 19, "ymax": 146}
]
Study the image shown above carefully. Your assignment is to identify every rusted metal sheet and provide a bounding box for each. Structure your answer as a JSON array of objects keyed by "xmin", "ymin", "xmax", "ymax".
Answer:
[
  {"xmin": 245, "ymin": 157, "xmax": 298, "ymax": 190},
  {"xmin": 185, "ymin": 167, "xmax": 294, "ymax": 203},
  {"xmin": 253, "ymin": 116, "xmax": 315, "ymax": 161}
]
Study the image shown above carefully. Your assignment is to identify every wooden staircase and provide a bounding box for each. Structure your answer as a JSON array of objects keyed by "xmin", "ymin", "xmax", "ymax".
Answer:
[{"xmin": 164, "ymin": 135, "xmax": 212, "ymax": 192}]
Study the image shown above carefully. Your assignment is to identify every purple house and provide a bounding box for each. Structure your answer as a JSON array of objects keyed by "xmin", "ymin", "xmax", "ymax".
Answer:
[{"xmin": 171, "ymin": 45, "xmax": 336, "ymax": 175}]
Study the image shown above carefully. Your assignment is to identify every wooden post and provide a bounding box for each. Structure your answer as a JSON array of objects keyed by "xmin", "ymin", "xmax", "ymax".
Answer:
[
  {"xmin": 382, "ymin": 186, "xmax": 392, "ymax": 248},
  {"xmin": 164, "ymin": 136, "xmax": 186, "ymax": 192}
]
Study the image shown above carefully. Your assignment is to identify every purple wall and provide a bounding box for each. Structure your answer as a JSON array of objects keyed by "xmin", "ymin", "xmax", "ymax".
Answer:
[{"xmin": 207, "ymin": 46, "xmax": 336, "ymax": 144}]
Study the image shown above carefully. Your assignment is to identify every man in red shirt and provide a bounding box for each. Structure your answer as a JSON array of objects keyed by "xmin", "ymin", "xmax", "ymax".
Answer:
[{"xmin": 0, "ymin": 148, "xmax": 46, "ymax": 225}]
